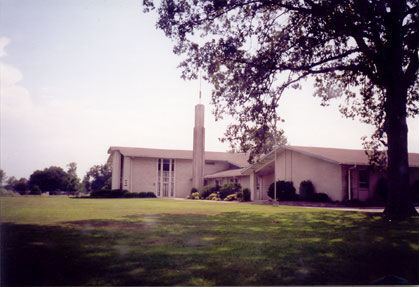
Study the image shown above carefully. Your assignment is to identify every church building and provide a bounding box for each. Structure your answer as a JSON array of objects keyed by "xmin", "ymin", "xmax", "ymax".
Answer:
[
  {"xmin": 108, "ymin": 103, "xmax": 250, "ymax": 199},
  {"xmin": 108, "ymin": 103, "xmax": 419, "ymax": 202}
]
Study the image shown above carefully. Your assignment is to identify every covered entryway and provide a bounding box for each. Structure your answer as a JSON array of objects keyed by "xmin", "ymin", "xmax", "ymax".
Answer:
[{"xmin": 247, "ymin": 159, "xmax": 275, "ymax": 201}]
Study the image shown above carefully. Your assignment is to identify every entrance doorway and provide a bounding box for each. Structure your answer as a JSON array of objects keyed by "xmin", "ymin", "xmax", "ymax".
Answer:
[{"xmin": 157, "ymin": 159, "xmax": 175, "ymax": 197}]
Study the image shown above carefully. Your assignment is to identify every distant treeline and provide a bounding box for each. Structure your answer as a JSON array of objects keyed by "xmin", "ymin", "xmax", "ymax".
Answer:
[{"xmin": 0, "ymin": 163, "xmax": 111, "ymax": 195}]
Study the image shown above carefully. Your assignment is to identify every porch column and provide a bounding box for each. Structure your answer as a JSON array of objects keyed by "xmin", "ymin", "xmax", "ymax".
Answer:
[
  {"xmin": 250, "ymin": 172, "xmax": 255, "ymax": 201},
  {"xmin": 111, "ymin": 151, "xmax": 121, "ymax": 190}
]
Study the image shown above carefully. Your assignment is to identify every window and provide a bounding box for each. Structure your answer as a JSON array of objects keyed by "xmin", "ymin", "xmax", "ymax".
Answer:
[
  {"xmin": 359, "ymin": 170, "xmax": 369, "ymax": 189},
  {"xmin": 157, "ymin": 159, "xmax": 175, "ymax": 197}
]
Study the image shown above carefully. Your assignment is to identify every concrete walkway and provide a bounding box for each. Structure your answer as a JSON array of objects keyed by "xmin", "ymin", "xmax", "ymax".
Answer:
[
  {"xmin": 252, "ymin": 200, "xmax": 419, "ymax": 213},
  {"xmin": 297, "ymin": 206, "xmax": 419, "ymax": 213}
]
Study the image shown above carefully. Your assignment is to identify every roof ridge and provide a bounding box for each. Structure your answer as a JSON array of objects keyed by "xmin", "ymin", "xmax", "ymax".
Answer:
[{"xmin": 109, "ymin": 146, "xmax": 247, "ymax": 155}]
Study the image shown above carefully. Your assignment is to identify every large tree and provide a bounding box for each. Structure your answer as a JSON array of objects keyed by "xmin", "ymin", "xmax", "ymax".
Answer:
[
  {"xmin": 144, "ymin": 0, "xmax": 418, "ymax": 219},
  {"xmin": 66, "ymin": 162, "xmax": 81, "ymax": 192},
  {"xmin": 29, "ymin": 166, "xmax": 70, "ymax": 193},
  {"xmin": 225, "ymin": 127, "xmax": 287, "ymax": 163},
  {"xmin": 82, "ymin": 163, "xmax": 112, "ymax": 192}
]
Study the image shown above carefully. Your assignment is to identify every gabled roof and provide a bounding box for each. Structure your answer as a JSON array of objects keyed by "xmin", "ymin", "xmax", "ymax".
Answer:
[
  {"xmin": 242, "ymin": 145, "xmax": 419, "ymax": 174},
  {"xmin": 204, "ymin": 168, "xmax": 246, "ymax": 179},
  {"xmin": 288, "ymin": 146, "xmax": 372, "ymax": 165},
  {"xmin": 289, "ymin": 146, "xmax": 419, "ymax": 167},
  {"xmin": 108, "ymin": 146, "xmax": 249, "ymax": 168}
]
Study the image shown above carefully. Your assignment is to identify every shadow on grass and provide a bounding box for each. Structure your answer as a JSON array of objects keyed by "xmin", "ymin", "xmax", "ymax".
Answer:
[{"xmin": 1, "ymin": 211, "xmax": 418, "ymax": 286}]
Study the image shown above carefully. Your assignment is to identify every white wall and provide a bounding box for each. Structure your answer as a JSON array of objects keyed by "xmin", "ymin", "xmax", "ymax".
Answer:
[
  {"xmin": 130, "ymin": 157, "xmax": 157, "ymax": 193},
  {"xmin": 126, "ymin": 157, "xmax": 269, "ymax": 198},
  {"xmin": 204, "ymin": 161, "xmax": 230, "ymax": 176},
  {"xmin": 111, "ymin": 151, "xmax": 121, "ymax": 190},
  {"xmin": 174, "ymin": 159, "xmax": 194, "ymax": 198},
  {"xmin": 275, "ymin": 149, "xmax": 343, "ymax": 201},
  {"xmin": 130, "ymin": 157, "xmax": 194, "ymax": 198}
]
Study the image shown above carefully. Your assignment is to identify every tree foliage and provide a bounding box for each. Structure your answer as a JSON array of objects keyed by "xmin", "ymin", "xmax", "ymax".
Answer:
[
  {"xmin": 3, "ymin": 176, "xmax": 28, "ymax": 194},
  {"xmin": 83, "ymin": 163, "xmax": 112, "ymax": 192},
  {"xmin": 144, "ymin": 0, "xmax": 418, "ymax": 219},
  {"xmin": 227, "ymin": 127, "xmax": 287, "ymax": 162},
  {"xmin": 5, "ymin": 176, "xmax": 17, "ymax": 190},
  {"xmin": 66, "ymin": 162, "xmax": 81, "ymax": 192},
  {"xmin": 13, "ymin": 178, "xmax": 29, "ymax": 195},
  {"xmin": 0, "ymin": 169, "xmax": 5, "ymax": 186},
  {"xmin": 29, "ymin": 166, "xmax": 71, "ymax": 193}
]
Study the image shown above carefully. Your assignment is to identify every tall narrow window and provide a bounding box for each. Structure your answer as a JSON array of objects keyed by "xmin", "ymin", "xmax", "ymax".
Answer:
[
  {"xmin": 359, "ymin": 170, "xmax": 369, "ymax": 189},
  {"xmin": 120, "ymin": 156, "xmax": 124, "ymax": 189},
  {"xmin": 170, "ymin": 159, "xmax": 175, "ymax": 197},
  {"xmin": 157, "ymin": 159, "xmax": 161, "ymax": 196}
]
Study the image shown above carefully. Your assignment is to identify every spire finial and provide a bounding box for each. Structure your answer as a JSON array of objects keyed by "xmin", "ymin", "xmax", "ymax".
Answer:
[{"xmin": 199, "ymin": 72, "xmax": 202, "ymax": 104}]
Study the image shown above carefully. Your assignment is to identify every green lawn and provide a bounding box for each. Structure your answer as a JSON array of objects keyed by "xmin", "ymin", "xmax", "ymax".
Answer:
[{"xmin": 1, "ymin": 196, "xmax": 418, "ymax": 285}]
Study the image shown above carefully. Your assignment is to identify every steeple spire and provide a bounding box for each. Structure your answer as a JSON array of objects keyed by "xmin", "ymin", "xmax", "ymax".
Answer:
[
  {"xmin": 199, "ymin": 72, "xmax": 202, "ymax": 104},
  {"xmin": 192, "ymin": 80, "xmax": 205, "ymax": 190}
]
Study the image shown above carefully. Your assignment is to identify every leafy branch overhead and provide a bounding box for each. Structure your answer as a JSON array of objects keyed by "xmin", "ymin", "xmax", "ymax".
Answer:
[
  {"xmin": 144, "ymin": 0, "xmax": 418, "ymax": 158},
  {"xmin": 145, "ymin": 0, "xmax": 419, "ymax": 219}
]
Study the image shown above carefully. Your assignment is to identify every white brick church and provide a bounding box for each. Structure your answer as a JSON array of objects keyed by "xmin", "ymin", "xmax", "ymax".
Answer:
[{"xmin": 108, "ymin": 104, "xmax": 419, "ymax": 201}]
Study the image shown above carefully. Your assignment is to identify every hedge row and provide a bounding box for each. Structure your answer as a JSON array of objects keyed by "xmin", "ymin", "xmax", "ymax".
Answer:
[
  {"xmin": 268, "ymin": 180, "xmax": 330, "ymax": 202},
  {"xmin": 90, "ymin": 189, "xmax": 156, "ymax": 198},
  {"xmin": 188, "ymin": 182, "xmax": 251, "ymax": 202}
]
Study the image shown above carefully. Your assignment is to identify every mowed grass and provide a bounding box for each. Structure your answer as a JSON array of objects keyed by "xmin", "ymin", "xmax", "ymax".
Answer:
[{"xmin": 1, "ymin": 197, "xmax": 418, "ymax": 285}]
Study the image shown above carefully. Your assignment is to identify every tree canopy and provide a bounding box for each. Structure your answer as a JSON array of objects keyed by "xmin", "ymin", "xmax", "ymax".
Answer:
[
  {"xmin": 66, "ymin": 162, "xmax": 81, "ymax": 192},
  {"xmin": 227, "ymin": 127, "xmax": 287, "ymax": 163},
  {"xmin": 0, "ymin": 169, "xmax": 5, "ymax": 186},
  {"xmin": 12, "ymin": 178, "xmax": 29, "ymax": 195},
  {"xmin": 29, "ymin": 166, "xmax": 72, "ymax": 193},
  {"xmin": 82, "ymin": 163, "xmax": 112, "ymax": 192},
  {"xmin": 144, "ymin": 0, "xmax": 418, "ymax": 219}
]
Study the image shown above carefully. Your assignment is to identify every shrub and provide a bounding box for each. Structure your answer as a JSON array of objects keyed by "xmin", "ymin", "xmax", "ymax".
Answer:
[
  {"xmin": 224, "ymin": 193, "xmax": 237, "ymax": 201},
  {"xmin": 0, "ymin": 188, "xmax": 20, "ymax": 197},
  {"xmin": 90, "ymin": 189, "xmax": 128, "ymax": 198},
  {"xmin": 219, "ymin": 182, "xmax": 241, "ymax": 199},
  {"xmin": 199, "ymin": 184, "xmax": 220, "ymax": 199},
  {"xmin": 299, "ymin": 180, "xmax": 315, "ymax": 201},
  {"xmin": 242, "ymin": 188, "xmax": 251, "ymax": 201},
  {"xmin": 124, "ymin": 192, "xmax": 157, "ymax": 198},
  {"xmin": 236, "ymin": 191, "xmax": 243, "ymax": 200},
  {"xmin": 29, "ymin": 185, "xmax": 42, "ymax": 195},
  {"xmin": 268, "ymin": 181, "xmax": 298, "ymax": 201},
  {"xmin": 29, "ymin": 189, "xmax": 42, "ymax": 195},
  {"xmin": 90, "ymin": 189, "xmax": 157, "ymax": 198},
  {"xmin": 190, "ymin": 192, "xmax": 200, "ymax": 199},
  {"xmin": 207, "ymin": 193, "xmax": 218, "ymax": 200},
  {"xmin": 190, "ymin": 187, "xmax": 198, "ymax": 195},
  {"xmin": 311, "ymin": 193, "xmax": 329, "ymax": 202}
]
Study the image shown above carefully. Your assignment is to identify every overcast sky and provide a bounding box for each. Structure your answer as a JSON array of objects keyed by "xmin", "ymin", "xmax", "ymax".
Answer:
[{"xmin": 1, "ymin": 0, "xmax": 418, "ymax": 179}]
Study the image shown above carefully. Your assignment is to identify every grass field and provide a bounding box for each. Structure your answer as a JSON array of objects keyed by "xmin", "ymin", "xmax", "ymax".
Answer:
[{"xmin": 1, "ymin": 196, "xmax": 418, "ymax": 285}]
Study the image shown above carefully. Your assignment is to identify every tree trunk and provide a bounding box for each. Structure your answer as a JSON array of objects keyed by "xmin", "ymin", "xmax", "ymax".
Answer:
[
  {"xmin": 383, "ymin": 84, "xmax": 418, "ymax": 220},
  {"xmin": 382, "ymin": 0, "xmax": 418, "ymax": 220}
]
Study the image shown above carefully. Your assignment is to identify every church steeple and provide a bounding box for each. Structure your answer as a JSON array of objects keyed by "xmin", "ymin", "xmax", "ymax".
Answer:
[{"xmin": 192, "ymin": 89, "xmax": 205, "ymax": 190}]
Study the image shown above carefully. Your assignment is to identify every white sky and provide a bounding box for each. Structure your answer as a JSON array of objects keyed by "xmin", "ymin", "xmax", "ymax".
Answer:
[{"xmin": 1, "ymin": 0, "xmax": 418, "ymax": 179}]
